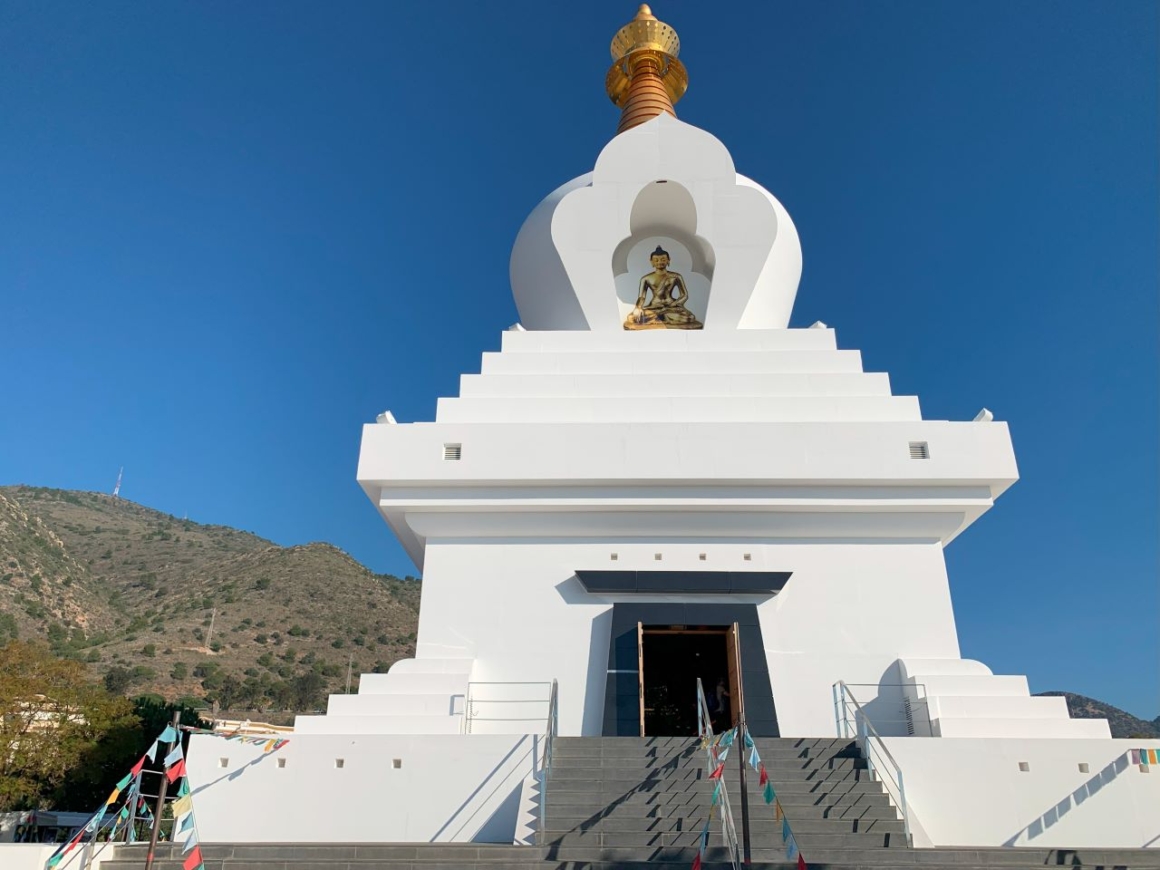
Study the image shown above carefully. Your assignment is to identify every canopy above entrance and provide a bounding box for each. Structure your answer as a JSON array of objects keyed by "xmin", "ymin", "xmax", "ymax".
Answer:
[{"xmin": 575, "ymin": 569, "xmax": 790, "ymax": 594}]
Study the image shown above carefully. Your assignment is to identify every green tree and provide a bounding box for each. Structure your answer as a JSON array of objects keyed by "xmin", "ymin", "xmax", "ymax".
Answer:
[
  {"xmin": 104, "ymin": 666, "xmax": 133, "ymax": 694},
  {"xmin": 0, "ymin": 642, "xmax": 138, "ymax": 811}
]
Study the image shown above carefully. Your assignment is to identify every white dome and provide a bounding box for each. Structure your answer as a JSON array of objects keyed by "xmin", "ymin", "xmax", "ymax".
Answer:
[{"xmin": 509, "ymin": 114, "xmax": 802, "ymax": 331}]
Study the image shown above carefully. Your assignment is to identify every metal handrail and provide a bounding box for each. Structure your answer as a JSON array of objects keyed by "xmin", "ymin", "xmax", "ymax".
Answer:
[
  {"xmin": 538, "ymin": 679, "xmax": 558, "ymax": 845},
  {"xmin": 465, "ymin": 681, "xmax": 553, "ymax": 734},
  {"xmin": 696, "ymin": 679, "xmax": 741, "ymax": 870},
  {"xmin": 833, "ymin": 680, "xmax": 912, "ymax": 845}
]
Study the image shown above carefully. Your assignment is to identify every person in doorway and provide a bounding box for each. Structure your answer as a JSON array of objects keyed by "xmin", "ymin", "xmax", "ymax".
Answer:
[{"xmin": 709, "ymin": 677, "xmax": 731, "ymax": 731}]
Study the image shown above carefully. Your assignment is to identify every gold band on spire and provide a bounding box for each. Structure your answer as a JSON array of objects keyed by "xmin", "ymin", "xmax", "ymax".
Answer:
[{"xmin": 605, "ymin": 5, "xmax": 688, "ymax": 134}]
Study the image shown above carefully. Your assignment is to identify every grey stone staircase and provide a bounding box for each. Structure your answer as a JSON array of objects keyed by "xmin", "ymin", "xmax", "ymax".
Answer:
[{"xmin": 96, "ymin": 735, "xmax": 1160, "ymax": 870}]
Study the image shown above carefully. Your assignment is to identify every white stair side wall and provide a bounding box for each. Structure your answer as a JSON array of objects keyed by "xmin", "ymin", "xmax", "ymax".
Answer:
[
  {"xmin": 931, "ymin": 717, "xmax": 1112, "ymax": 739},
  {"xmin": 926, "ymin": 694, "xmax": 1071, "ymax": 721},
  {"xmin": 356, "ymin": 672, "xmax": 469, "ymax": 696},
  {"xmin": 293, "ymin": 714, "xmax": 463, "ymax": 735},
  {"xmin": 327, "ymin": 693, "xmax": 463, "ymax": 717}
]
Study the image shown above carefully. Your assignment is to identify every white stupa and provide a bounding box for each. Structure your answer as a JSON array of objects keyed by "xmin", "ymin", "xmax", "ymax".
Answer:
[{"xmin": 189, "ymin": 5, "xmax": 1158, "ymax": 853}]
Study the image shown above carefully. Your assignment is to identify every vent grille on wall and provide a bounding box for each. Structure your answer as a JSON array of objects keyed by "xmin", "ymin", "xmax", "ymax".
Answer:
[
  {"xmin": 908, "ymin": 442, "xmax": 930, "ymax": 459},
  {"xmin": 443, "ymin": 443, "xmax": 462, "ymax": 461}
]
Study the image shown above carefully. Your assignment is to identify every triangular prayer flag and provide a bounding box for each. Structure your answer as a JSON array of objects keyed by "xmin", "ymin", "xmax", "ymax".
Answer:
[
  {"xmin": 146, "ymin": 739, "xmax": 160, "ymax": 762},
  {"xmin": 273, "ymin": 739, "xmax": 288, "ymax": 750},
  {"xmin": 711, "ymin": 780, "xmax": 721, "ymax": 806},
  {"xmin": 798, "ymin": 853, "xmax": 807, "ymax": 870},
  {"xmin": 786, "ymin": 832, "xmax": 799, "ymax": 860},
  {"xmin": 177, "ymin": 778, "xmax": 191, "ymax": 797},
  {"xmin": 166, "ymin": 759, "xmax": 187, "ymax": 782},
  {"xmin": 46, "ymin": 855, "xmax": 63, "ymax": 869},
  {"xmin": 171, "ymin": 793, "xmax": 194, "ymax": 819},
  {"xmin": 130, "ymin": 756, "xmax": 146, "ymax": 776},
  {"xmin": 179, "ymin": 814, "xmax": 194, "ymax": 834},
  {"xmin": 116, "ymin": 772, "xmax": 132, "ymax": 790},
  {"xmin": 1151, "ymin": 749, "xmax": 1159, "ymax": 765},
  {"xmin": 743, "ymin": 730, "xmax": 754, "ymax": 749},
  {"xmin": 748, "ymin": 746, "xmax": 760, "ymax": 771},
  {"xmin": 119, "ymin": 806, "xmax": 129, "ymax": 820},
  {"xmin": 106, "ymin": 787, "xmax": 121, "ymax": 805},
  {"xmin": 782, "ymin": 818, "xmax": 790, "ymax": 843},
  {"xmin": 159, "ymin": 725, "xmax": 178, "ymax": 743},
  {"xmin": 759, "ymin": 763, "xmax": 769, "ymax": 786},
  {"xmin": 717, "ymin": 744, "xmax": 731, "ymax": 763},
  {"xmin": 182, "ymin": 832, "xmax": 199, "ymax": 854},
  {"xmin": 164, "ymin": 745, "xmax": 184, "ymax": 768},
  {"xmin": 263, "ymin": 739, "xmax": 276, "ymax": 751},
  {"xmin": 720, "ymin": 729, "xmax": 735, "ymax": 747},
  {"xmin": 764, "ymin": 782, "xmax": 775, "ymax": 805},
  {"xmin": 709, "ymin": 762, "xmax": 725, "ymax": 780},
  {"xmin": 691, "ymin": 855, "xmax": 701, "ymax": 870},
  {"xmin": 182, "ymin": 845, "xmax": 202, "ymax": 870}
]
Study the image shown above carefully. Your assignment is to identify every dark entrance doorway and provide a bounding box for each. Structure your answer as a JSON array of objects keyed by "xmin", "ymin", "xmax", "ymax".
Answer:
[{"xmin": 638, "ymin": 626, "xmax": 734, "ymax": 736}]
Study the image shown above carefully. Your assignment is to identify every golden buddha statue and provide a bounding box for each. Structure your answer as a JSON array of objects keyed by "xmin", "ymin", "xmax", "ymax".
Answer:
[{"xmin": 624, "ymin": 245, "xmax": 703, "ymax": 330}]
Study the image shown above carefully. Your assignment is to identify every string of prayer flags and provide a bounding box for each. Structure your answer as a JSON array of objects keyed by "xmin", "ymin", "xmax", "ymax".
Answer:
[{"xmin": 1133, "ymin": 748, "xmax": 1158, "ymax": 765}]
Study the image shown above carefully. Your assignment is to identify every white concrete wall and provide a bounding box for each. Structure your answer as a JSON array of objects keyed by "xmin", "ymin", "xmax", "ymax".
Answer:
[
  {"xmin": 413, "ymin": 539, "xmax": 960, "ymax": 737},
  {"xmin": 0, "ymin": 843, "xmax": 115, "ymax": 870},
  {"xmin": 882, "ymin": 738, "xmax": 1160, "ymax": 848},
  {"xmin": 186, "ymin": 733, "xmax": 537, "ymax": 843}
]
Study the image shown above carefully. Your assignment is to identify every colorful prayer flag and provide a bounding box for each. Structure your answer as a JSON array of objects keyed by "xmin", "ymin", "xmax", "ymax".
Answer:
[
  {"xmin": 166, "ymin": 759, "xmax": 187, "ymax": 782},
  {"xmin": 146, "ymin": 740, "xmax": 160, "ymax": 762},
  {"xmin": 786, "ymin": 832, "xmax": 799, "ymax": 860},
  {"xmin": 116, "ymin": 772, "xmax": 132, "ymax": 790},
  {"xmin": 177, "ymin": 778, "xmax": 191, "ymax": 797},
  {"xmin": 179, "ymin": 814, "xmax": 194, "ymax": 834},
  {"xmin": 159, "ymin": 725, "xmax": 178, "ymax": 743},
  {"xmin": 764, "ymin": 782, "xmax": 775, "ymax": 805},
  {"xmin": 691, "ymin": 855, "xmax": 701, "ymax": 870},
  {"xmin": 182, "ymin": 845, "xmax": 202, "ymax": 870},
  {"xmin": 748, "ymin": 746, "xmax": 760, "ymax": 771},
  {"xmin": 106, "ymin": 787, "xmax": 121, "ymax": 805},
  {"xmin": 130, "ymin": 756, "xmax": 146, "ymax": 776},
  {"xmin": 273, "ymin": 739, "xmax": 289, "ymax": 750},
  {"xmin": 263, "ymin": 739, "xmax": 276, "ymax": 751},
  {"xmin": 709, "ymin": 762, "xmax": 724, "ymax": 780},
  {"xmin": 759, "ymin": 764, "xmax": 768, "ymax": 786},
  {"xmin": 164, "ymin": 745, "xmax": 184, "ymax": 768},
  {"xmin": 743, "ymin": 731, "xmax": 754, "ymax": 749},
  {"xmin": 171, "ymin": 794, "xmax": 194, "ymax": 819},
  {"xmin": 182, "ymin": 833, "xmax": 199, "ymax": 854},
  {"xmin": 797, "ymin": 853, "xmax": 807, "ymax": 869},
  {"xmin": 711, "ymin": 781, "xmax": 721, "ymax": 806},
  {"xmin": 781, "ymin": 818, "xmax": 790, "ymax": 843}
]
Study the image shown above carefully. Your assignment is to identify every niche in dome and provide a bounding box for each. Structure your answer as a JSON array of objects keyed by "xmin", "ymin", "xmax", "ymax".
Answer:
[{"xmin": 613, "ymin": 180, "xmax": 714, "ymax": 330}]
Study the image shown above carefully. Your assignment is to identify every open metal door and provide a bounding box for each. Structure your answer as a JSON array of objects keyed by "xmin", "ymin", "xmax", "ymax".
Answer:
[
  {"xmin": 637, "ymin": 622, "xmax": 646, "ymax": 736},
  {"xmin": 726, "ymin": 622, "xmax": 744, "ymax": 728}
]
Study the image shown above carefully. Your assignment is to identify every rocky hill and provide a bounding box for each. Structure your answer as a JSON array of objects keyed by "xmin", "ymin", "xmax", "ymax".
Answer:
[
  {"xmin": 1035, "ymin": 691, "xmax": 1160, "ymax": 739},
  {"xmin": 0, "ymin": 486, "xmax": 420, "ymax": 710}
]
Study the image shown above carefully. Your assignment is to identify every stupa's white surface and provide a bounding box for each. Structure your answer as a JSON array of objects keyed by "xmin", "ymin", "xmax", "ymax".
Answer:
[{"xmin": 188, "ymin": 110, "xmax": 1158, "ymax": 850}]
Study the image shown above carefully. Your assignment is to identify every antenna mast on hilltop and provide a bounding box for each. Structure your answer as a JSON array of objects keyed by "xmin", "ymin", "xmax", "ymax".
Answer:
[{"xmin": 112, "ymin": 467, "xmax": 124, "ymax": 499}]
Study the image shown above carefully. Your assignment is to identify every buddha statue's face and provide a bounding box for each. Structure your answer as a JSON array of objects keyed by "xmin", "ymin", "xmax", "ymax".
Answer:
[{"xmin": 650, "ymin": 253, "xmax": 670, "ymax": 272}]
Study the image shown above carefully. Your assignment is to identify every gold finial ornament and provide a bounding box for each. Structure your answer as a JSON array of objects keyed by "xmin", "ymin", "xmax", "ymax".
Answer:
[{"xmin": 605, "ymin": 4, "xmax": 688, "ymax": 134}]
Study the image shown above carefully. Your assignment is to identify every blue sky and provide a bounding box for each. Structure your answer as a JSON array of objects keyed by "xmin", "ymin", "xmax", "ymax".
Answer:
[{"xmin": 0, "ymin": 1, "xmax": 1155, "ymax": 718}]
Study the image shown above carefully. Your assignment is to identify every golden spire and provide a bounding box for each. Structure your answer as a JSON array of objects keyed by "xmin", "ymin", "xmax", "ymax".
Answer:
[{"xmin": 605, "ymin": 4, "xmax": 688, "ymax": 135}]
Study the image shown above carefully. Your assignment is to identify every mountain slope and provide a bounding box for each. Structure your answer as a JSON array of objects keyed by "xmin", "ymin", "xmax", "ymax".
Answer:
[
  {"xmin": 0, "ymin": 486, "xmax": 419, "ymax": 707},
  {"xmin": 1034, "ymin": 692, "xmax": 1160, "ymax": 739}
]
